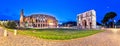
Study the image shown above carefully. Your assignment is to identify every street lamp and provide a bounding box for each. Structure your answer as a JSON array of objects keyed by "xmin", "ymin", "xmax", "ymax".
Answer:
[{"xmin": 114, "ymin": 20, "xmax": 116, "ymax": 28}]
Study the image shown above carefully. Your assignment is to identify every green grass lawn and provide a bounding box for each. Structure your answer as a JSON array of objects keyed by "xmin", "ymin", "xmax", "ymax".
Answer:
[{"xmin": 7, "ymin": 28, "xmax": 103, "ymax": 40}]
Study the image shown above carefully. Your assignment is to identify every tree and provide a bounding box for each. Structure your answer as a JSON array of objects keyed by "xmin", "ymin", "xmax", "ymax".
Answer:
[
  {"xmin": 96, "ymin": 22, "xmax": 101, "ymax": 25},
  {"xmin": 116, "ymin": 20, "xmax": 120, "ymax": 25},
  {"xmin": 61, "ymin": 21, "xmax": 77, "ymax": 27},
  {"xmin": 4, "ymin": 21, "xmax": 17, "ymax": 29},
  {"xmin": 101, "ymin": 18, "xmax": 109, "ymax": 25},
  {"xmin": 101, "ymin": 12, "xmax": 117, "ymax": 28}
]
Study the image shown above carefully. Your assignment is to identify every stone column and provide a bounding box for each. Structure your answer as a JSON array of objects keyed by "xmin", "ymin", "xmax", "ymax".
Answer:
[
  {"xmin": 4, "ymin": 30, "xmax": 7, "ymax": 37},
  {"xmin": 14, "ymin": 30, "xmax": 17, "ymax": 35}
]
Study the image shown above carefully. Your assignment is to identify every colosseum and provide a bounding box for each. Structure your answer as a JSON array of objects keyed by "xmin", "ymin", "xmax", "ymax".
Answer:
[{"xmin": 20, "ymin": 9, "xmax": 58, "ymax": 28}]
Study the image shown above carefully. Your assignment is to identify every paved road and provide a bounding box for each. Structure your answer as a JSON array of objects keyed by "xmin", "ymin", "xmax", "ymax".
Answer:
[{"xmin": 0, "ymin": 27, "xmax": 120, "ymax": 46}]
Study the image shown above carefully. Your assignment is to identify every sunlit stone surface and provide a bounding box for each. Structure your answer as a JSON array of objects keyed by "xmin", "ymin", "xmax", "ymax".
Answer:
[
  {"xmin": 20, "ymin": 9, "xmax": 58, "ymax": 28},
  {"xmin": 77, "ymin": 10, "xmax": 96, "ymax": 29}
]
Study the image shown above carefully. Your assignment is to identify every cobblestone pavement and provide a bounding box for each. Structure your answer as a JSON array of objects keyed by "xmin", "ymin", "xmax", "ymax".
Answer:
[{"xmin": 0, "ymin": 27, "xmax": 120, "ymax": 46}]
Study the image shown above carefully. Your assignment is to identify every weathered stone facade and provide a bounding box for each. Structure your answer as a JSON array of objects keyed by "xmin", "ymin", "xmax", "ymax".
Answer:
[
  {"xmin": 20, "ymin": 9, "xmax": 58, "ymax": 28},
  {"xmin": 77, "ymin": 10, "xmax": 96, "ymax": 29}
]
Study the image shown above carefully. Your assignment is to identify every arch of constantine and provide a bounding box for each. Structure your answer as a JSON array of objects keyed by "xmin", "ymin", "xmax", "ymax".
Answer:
[{"xmin": 77, "ymin": 10, "xmax": 96, "ymax": 29}]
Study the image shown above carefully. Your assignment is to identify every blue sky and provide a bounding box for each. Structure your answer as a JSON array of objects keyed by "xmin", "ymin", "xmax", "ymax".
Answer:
[{"xmin": 0, "ymin": 0, "xmax": 120, "ymax": 23}]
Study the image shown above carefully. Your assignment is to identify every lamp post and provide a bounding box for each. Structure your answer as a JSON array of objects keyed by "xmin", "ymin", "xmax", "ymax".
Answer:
[{"xmin": 114, "ymin": 20, "xmax": 116, "ymax": 28}]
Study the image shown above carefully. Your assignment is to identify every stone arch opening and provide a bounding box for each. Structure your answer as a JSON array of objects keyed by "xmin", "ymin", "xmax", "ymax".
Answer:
[
  {"xmin": 90, "ymin": 22, "xmax": 92, "ymax": 29},
  {"xmin": 82, "ymin": 20, "xmax": 87, "ymax": 28}
]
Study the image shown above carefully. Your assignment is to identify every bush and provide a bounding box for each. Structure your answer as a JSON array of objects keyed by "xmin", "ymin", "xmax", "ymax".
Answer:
[
  {"xmin": 6, "ymin": 21, "xmax": 17, "ymax": 29},
  {"xmin": 0, "ymin": 21, "xmax": 5, "ymax": 27},
  {"xmin": 0, "ymin": 21, "xmax": 17, "ymax": 29},
  {"xmin": 0, "ymin": 22, "xmax": 1, "ymax": 26}
]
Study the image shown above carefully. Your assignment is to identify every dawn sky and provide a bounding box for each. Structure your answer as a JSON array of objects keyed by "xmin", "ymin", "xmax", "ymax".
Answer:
[{"xmin": 0, "ymin": 0, "xmax": 120, "ymax": 23}]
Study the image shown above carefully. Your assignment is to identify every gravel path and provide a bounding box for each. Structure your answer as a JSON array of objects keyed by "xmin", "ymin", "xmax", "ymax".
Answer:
[{"xmin": 0, "ymin": 27, "xmax": 120, "ymax": 46}]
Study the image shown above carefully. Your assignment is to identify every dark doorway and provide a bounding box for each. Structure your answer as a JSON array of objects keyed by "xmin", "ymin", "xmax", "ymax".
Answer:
[
  {"xmin": 90, "ymin": 22, "xmax": 92, "ymax": 29},
  {"xmin": 83, "ymin": 20, "xmax": 87, "ymax": 28}
]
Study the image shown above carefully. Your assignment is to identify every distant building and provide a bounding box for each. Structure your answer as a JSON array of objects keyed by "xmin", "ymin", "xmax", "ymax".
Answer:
[
  {"xmin": 61, "ymin": 21, "xmax": 77, "ymax": 27},
  {"xmin": 20, "ymin": 9, "xmax": 58, "ymax": 28},
  {"xmin": 77, "ymin": 10, "xmax": 96, "ymax": 29},
  {"xmin": 116, "ymin": 20, "xmax": 120, "ymax": 28}
]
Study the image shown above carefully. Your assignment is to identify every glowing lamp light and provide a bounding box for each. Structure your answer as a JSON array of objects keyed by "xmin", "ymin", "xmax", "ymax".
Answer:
[{"xmin": 49, "ymin": 23, "xmax": 54, "ymax": 25}]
